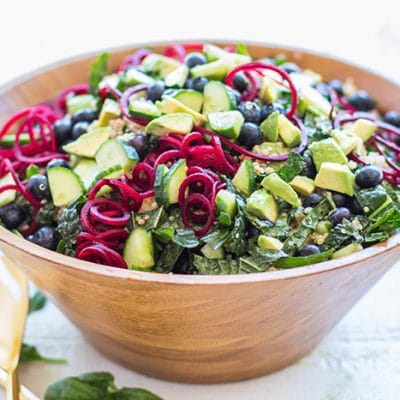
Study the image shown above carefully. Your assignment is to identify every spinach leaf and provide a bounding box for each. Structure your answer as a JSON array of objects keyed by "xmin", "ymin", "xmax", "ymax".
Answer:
[
  {"xmin": 25, "ymin": 164, "xmax": 40, "ymax": 179},
  {"xmin": 277, "ymin": 152, "xmax": 306, "ymax": 183},
  {"xmin": 303, "ymin": 112, "xmax": 332, "ymax": 144},
  {"xmin": 367, "ymin": 203, "xmax": 400, "ymax": 233},
  {"xmin": 20, "ymin": 343, "xmax": 66, "ymax": 364},
  {"xmin": 153, "ymin": 226, "xmax": 175, "ymax": 243},
  {"xmin": 222, "ymin": 204, "xmax": 247, "ymax": 256},
  {"xmin": 275, "ymin": 249, "xmax": 334, "ymax": 268},
  {"xmin": 173, "ymin": 228, "xmax": 200, "ymax": 248},
  {"xmin": 133, "ymin": 207, "xmax": 166, "ymax": 231},
  {"xmin": 155, "ymin": 241, "xmax": 183, "ymax": 273},
  {"xmin": 202, "ymin": 227, "xmax": 230, "ymax": 249},
  {"xmin": 322, "ymin": 219, "xmax": 363, "ymax": 251},
  {"xmin": 28, "ymin": 290, "xmax": 47, "ymax": 314},
  {"xmin": 364, "ymin": 231, "xmax": 390, "ymax": 244},
  {"xmin": 355, "ymin": 186, "xmax": 388, "ymax": 215},
  {"xmin": 236, "ymin": 43, "xmax": 249, "ymax": 56},
  {"xmin": 89, "ymin": 52, "xmax": 109, "ymax": 94}
]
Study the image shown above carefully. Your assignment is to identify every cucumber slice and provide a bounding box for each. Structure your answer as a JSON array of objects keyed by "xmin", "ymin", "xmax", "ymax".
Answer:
[
  {"xmin": 141, "ymin": 54, "xmax": 181, "ymax": 77},
  {"xmin": 145, "ymin": 113, "xmax": 194, "ymax": 137},
  {"xmin": 98, "ymin": 99, "xmax": 121, "ymax": 127},
  {"xmin": 191, "ymin": 60, "xmax": 230, "ymax": 81},
  {"xmin": 129, "ymin": 100, "xmax": 161, "ymax": 120},
  {"xmin": 171, "ymin": 90, "xmax": 204, "ymax": 112},
  {"xmin": 332, "ymin": 243, "xmax": 363, "ymax": 259},
  {"xmin": 207, "ymin": 111, "xmax": 244, "ymax": 140},
  {"xmin": 154, "ymin": 164, "xmax": 169, "ymax": 205},
  {"xmin": 0, "ymin": 133, "xmax": 31, "ymax": 148},
  {"xmin": 157, "ymin": 96, "xmax": 206, "ymax": 125},
  {"xmin": 95, "ymin": 139, "xmax": 139, "ymax": 174},
  {"xmin": 164, "ymin": 64, "xmax": 189, "ymax": 88},
  {"xmin": 73, "ymin": 159, "xmax": 100, "ymax": 189},
  {"xmin": 66, "ymin": 94, "xmax": 97, "ymax": 115},
  {"xmin": 203, "ymin": 81, "xmax": 236, "ymax": 115},
  {"xmin": 232, "ymin": 159, "xmax": 255, "ymax": 197},
  {"xmin": 63, "ymin": 127, "xmax": 111, "ymax": 158},
  {"xmin": 0, "ymin": 173, "xmax": 16, "ymax": 206},
  {"xmin": 123, "ymin": 68, "xmax": 154, "ymax": 86},
  {"xmin": 201, "ymin": 243, "xmax": 224, "ymax": 259},
  {"xmin": 124, "ymin": 227, "xmax": 155, "ymax": 270},
  {"xmin": 260, "ymin": 111, "xmax": 279, "ymax": 141},
  {"xmin": 203, "ymin": 44, "xmax": 251, "ymax": 65},
  {"xmin": 47, "ymin": 167, "xmax": 84, "ymax": 207},
  {"xmin": 215, "ymin": 189, "xmax": 237, "ymax": 226}
]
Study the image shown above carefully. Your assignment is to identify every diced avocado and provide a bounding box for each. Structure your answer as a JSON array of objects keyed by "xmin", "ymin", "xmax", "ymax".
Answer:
[
  {"xmin": 316, "ymin": 220, "xmax": 332, "ymax": 234},
  {"xmin": 129, "ymin": 100, "xmax": 161, "ymax": 120},
  {"xmin": 258, "ymin": 235, "xmax": 283, "ymax": 251},
  {"xmin": 262, "ymin": 173, "xmax": 300, "ymax": 207},
  {"xmin": 255, "ymin": 141, "xmax": 288, "ymax": 155},
  {"xmin": 232, "ymin": 159, "xmax": 255, "ymax": 197},
  {"xmin": 201, "ymin": 243, "xmax": 224, "ymax": 259},
  {"xmin": 351, "ymin": 119, "xmax": 376, "ymax": 142},
  {"xmin": 203, "ymin": 81, "xmax": 237, "ymax": 115},
  {"xmin": 297, "ymin": 85, "xmax": 331, "ymax": 117},
  {"xmin": 47, "ymin": 167, "xmax": 84, "ymax": 207},
  {"xmin": 215, "ymin": 189, "xmax": 237, "ymax": 226},
  {"xmin": 98, "ymin": 99, "xmax": 121, "ymax": 127},
  {"xmin": 309, "ymin": 138, "xmax": 348, "ymax": 171},
  {"xmin": 124, "ymin": 227, "xmax": 155, "ymax": 270},
  {"xmin": 290, "ymin": 70, "xmax": 322, "ymax": 87},
  {"xmin": 259, "ymin": 76, "xmax": 280, "ymax": 104},
  {"xmin": 260, "ymin": 111, "xmax": 279, "ymax": 141},
  {"xmin": 315, "ymin": 162, "xmax": 355, "ymax": 196},
  {"xmin": 63, "ymin": 127, "xmax": 111, "ymax": 158},
  {"xmin": 278, "ymin": 114, "xmax": 302, "ymax": 148},
  {"xmin": 191, "ymin": 59, "xmax": 231, "ymax": 81},
  {"xmin": 0, "ymin": 173, "xmax": 16, "ymax": 206},
  {"xmin": 73, "ymin": 159, "xmax": 100, "ymax": 190},
  {"xmin": 145, "ymin": 113, "xmax": 194, "ymax": 136},
  {"xmin": 141, "ymin": 53, "xmax": 181, "ymax": 77},
  {"xmin": 164, "ymin": 64, "xmax": 189, "ymax": 88},
  {"xmin": 99, "ymin": 73, "xmax": 120, "ymax": 90},
  {"xmin": 332, "ymin": 242, "xmax": 363, "ymax": 259},
  {"xmin": 66, "ymin": 94, "xmax": 97, "ymax": 115},
  {"xmin": 123, "ymin": 68, "xmax": 155, "ymax": 86},
  {"xmin": 154, "ymin": 164, "xmax": 169, "ymax": 205},
  {"xmin": 207, "ymin": 111, "xmax": 244, "ymax": 140},
  {"xmin": 95, "ymin": 139, "xmax": 139, "ymax": 174},
  {"xmin": 290, "ymin": 176, "xmax": 315, "ymax": 196},
  {"xmin": 246, "ymin": 189, "xmax": 278, "ymax": 222},
  {"xmin": 157, "ymin": 96, "xmax": 206, "ymax": 125},
  {"xmin": 172, "ymin": 90, "xmax": 204, "ymax": 112},
  {"xmin": 203, "ymin": 43, "xmax": 251, "ymax": 66},
  {"xmin": 331, "ymin": 129, "xmax": 363, "ymax": 155}
]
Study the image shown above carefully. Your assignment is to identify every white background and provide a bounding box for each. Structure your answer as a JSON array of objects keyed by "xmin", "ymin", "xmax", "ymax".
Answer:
[{"xmin": 1, "ymin": 1, "xmax": 400, "ymax": 399}]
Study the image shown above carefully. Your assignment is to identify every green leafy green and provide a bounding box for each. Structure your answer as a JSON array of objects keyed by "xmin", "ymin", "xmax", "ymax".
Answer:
[
  {"xmin": 277, "ymin": 152, "xmax": 306, "ymax": 183},
  {"xmin": 36, "ymin": 201, "xmax": 57, "ymax": 226},
  {"xmin": 275, "ymin": 249, "xmax": 334, "ymax": 268},
  {"xmin": 28, "ymin": 290, "xmax": 47, "ymax": 314},
  {"xmin": 173, "ymin": 228, "xmax": 200, "ymax": 248},
  {"xmin": 155, "ymin": 241, "xmax": 183, "ymax": 273},
  {"xmin": 133, "ymin": 207, "xmax": 166, "ymax": 231},
  {"xmin": 236, "ymin": 43, "xmax": 249, "ymax": 56},
  {"xmin": 25, "ymin": 164, "xmax": 40, "ymax": 179},
  {"xmin": 366, "ymin": 202, "xmax": 400, "ymax": 233},
  {"xmin": 303, "ymin": 112, "xmax": 332, "ymax": 143},
  {"xmin": 153, "ymin": 226, "xmax": 175, "ymax": 243},
  {"xmin": 355, "ymin": 186, "xmax": 389, "ymax": 215},
  {"xmin": 89, "ymin": 52, "xmax": 109, "ymax": 94},
  {"xmin": 322, "ymin": 219, "xmax": 363, "ymax": 251},
  {"xmin": 20, "ymin": 343, "xmax": 67, "ymax": 364},
  {"xmin": 364, "ymin": 231, "xmax": 390, "ymax": 243}
]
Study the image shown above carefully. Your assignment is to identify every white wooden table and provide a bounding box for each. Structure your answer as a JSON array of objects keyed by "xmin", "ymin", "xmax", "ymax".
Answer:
[{"xmin": 1, "ymin": 1, "xmax": 400, "ymax": 398}]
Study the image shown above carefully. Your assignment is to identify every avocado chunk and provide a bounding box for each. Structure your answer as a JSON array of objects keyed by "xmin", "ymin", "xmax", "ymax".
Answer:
[
  {"xmin": 129, "ymin": 100, "xmax": 161, "ymax": 120},
  {"xmin": 164, "ymin": 64, "xmax": 189, "ymax": 88},
  {"xmin": 190, "ymin": 59, "xmax": 231, "ymax": 81},
  {"xmin": 172, "ymin": 90, "xmax": 204, "ymax": 112},
  {"xmin": 207, "ymin": 111, "xmax": 244, "ymax": 140},
  {"xmin": 350, "ymin": 118, "xmax": 376, "ymax": 142},
  {"xmin": 259, "ymin": 76, "xmax": 280, "ymax": 104},
  {"xmin": 316, "ymin": 220, "xmax": 332, "ymax": 234},
  {"xmin": 232, "ymin": 159, "xmax": 255, "ymax": 197},
  {"xmin": 258, "ymin": 235, "xmax": 283, "ymax": 251},
  {"xmin": 254, "ymin": 141, "xmax": 288, "ymax": 155},
  {"xmin": 297, "ymin": 85, "xmax": 331, "ymax": 117},
  {"xmin": 216, "ymin": 189, "xmax": 237, "ymax": 226},
  {"xmin": 203, "ymin": 44, "xmax": 251, "ymax": 66},
  {"xmin": 309, "ymin": 138, "xmax": 348, "ymax": 171},
  {"xmin": 278, "ymin": 114, "xmax": 302, "ymax": 148},
  {"xmin": 262, "ymin": 173, "xmax": 300, "ymax": 207},
  {"xmin": 260, "ymin": 111, "xmax": 279, "ymax": 141},
  {"xmin": 157, "ymin": 95, "xmax": 206, "ymax": 125},
  {"xmin": 332, "ymin": 243, "xmax": 363, "ymax": 259},
  {"xmin": 201, "ymin": 243, "xmax": 224, "ymax": 259},
  {"xmin": 141, "ymin": 54, "xmax": 181, "ymax": 76},
  {"xmin": 98, "ymin": 99, "xmax": 121, "ymax": 127},
  {"xmin": 145, "ymin": 113, "xmax": 194, "ymax": 136},
  {"xmin": 315, "ymin": 162, "xmax": 355, "ymax": 196},
  {"xmin": 290, "ymin": 176, "xmax": 315, "ymax": 196},
  {"xmin": 66, "ymin": 94, "xmax": 97, "ymax": 115},
  {"xmin": 0, "ymin": 173, "xmax": 16, "ymax": 206},
  {"xmin": 124, "ymin": 68, "xmax": 155, "ymax": 86},
  {"xmin": 246, "ymin": 189, "xmax": 278, "ymax": 222},
  {"xmin": 331, "ymin": 129, "xmax": 364, "ymax": 155}
]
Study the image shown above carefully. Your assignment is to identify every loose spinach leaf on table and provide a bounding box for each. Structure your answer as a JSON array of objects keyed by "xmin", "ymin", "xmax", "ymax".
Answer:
[
  {"xmin": 20, "ymin": 343, "xmax": 67, "ymax": 364},
  {"xmin": 277, "ymin": 152, "xmax": 306, "ymax": 183},
  {"xmin": 89, "ymin": 52, "xmax": 109, "ymax": 94},
  {"xmin": 28, "ymin": 290, "xmax": 47, "ymax": 314}
]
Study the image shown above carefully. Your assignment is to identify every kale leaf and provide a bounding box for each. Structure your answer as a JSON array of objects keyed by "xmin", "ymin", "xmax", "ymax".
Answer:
[
  {"xmin": 321, "ymin": 219, "xmax": 363, "ymax": 251},
  {"xmin": 277, "ymin": 152, "xmax": 306, "ymax": 183},
  {"xmin": 355, "ymin": 186, "xmax": 388, "ymax": 215},
  {"xmin": 36, "ymin": 201, "xmax": 58, "ymax": 226},
  {"xmin": 89, "ymin": 52, "xmax": 109, "ymax": 94},
  {"xmin": 303, "ymin": 112, "xmax": 332, "ymax": 144},
  {"xmin": 155, "ymin": 241, "xmax": 183, "ymax": 273}
]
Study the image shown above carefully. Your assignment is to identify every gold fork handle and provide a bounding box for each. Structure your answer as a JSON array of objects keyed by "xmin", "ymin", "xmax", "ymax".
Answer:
[
  {"xmin": 0, "ymin": 368, "xmax": 39, "ymax": 400},
  {"xmin": 6, "ymin": 369, "xmax": 19, "ymax": 400}
]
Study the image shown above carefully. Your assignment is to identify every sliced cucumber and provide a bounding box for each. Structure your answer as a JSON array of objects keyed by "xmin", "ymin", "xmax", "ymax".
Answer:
[
  {"xmin": 123, "ymin": 68, "xmax": 154, "ymax": 86},
  {"xmin": 232, "ymin": 159, "xmax": 255, "ymax": 197},
  {"xmin": 258, "ymin": 235, "xmax": 283, "ymax": 251},
  {"xmin": 0, "ymin": 133, "xmax": 31, "ymax": 148},
  {"xmin": 332, "ymin": 243, "xmax": 363, "ymax": 259},
  {"xmin": 66, "ymin": 94, "xmax": 97, "ymax": 115},
  {"xmin": 203, "ymin": 81, "xmax": 236, "ymax": 115},
  {"xmin": 201, "ymin": 243, "xmax": 224, "ymax": 259},
  {"xmin": 154, "ymin": 164, "xmax": 169, "ymax": 205},
  {"xmin": 124, "ymin": 227, "xmax": 155, "ymax": 270},
  {"xmin": 207, "ymin": 111, "xmax": 244, "ymax": 140},
  {"xmin": 156, "ymin": 159, "xmax": 187, "ymax": 206},
  {"xmin": 129, "ymin": 100, "xmax": 161, "ymax": 120},
  {"xmin": 95, "ymin": 139, "xmax": 139, "ymax": 174},
  {"xmin": 145, "ymin": 113, "xmax": 194, "ymax": 137},
  {"xmin": 73, "ymin": 159, "xmax": 100, "ymax": 190},
  {"xmin": 157, "ymin": 96, "xmax": 206, "ymax": 125},
  {"xmin": 90, "ymin": 165, "xmax": 124, "ymax": 188},
  {"xmin": 215, "ymin": 189, "xmax": 237, "ymax": 226},
  {"xmin": 63, "ymin": 127, "xmax": 111, "ymax": 158},
  {"xmin": 47, "ymin": 167, "xmax": 84, "ymax": 207},
  {"xmin": 164, "ymin": 64, "xmax": 189, "ymax": 88},
  {"xmin": 203, "ymin": 44, "xmax": 251, "ymax": 66},
  {"xmin": 141, "ymin": 54, "xmax": 181, "ymax": 77},
  {"xmin": 98, "ymin": 99, "xmax": 121, "ymax": 127},
  {"xmin": 260, "ymin": 111, "xmax": 279, "ymax": 141},
  {"xmin": 171, "ymin": 90, "xmax": 204, "ymax": 112},
  {"xmin": 0, "ymin": 173, "xmax": 16, "ymax": 206},
  {"xmin": 191, "ymin": 60, "xmax": 230, "ymax": 81}
]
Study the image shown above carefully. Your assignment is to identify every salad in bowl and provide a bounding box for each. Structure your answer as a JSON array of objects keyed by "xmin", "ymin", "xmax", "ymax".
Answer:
[{"xmin": 1, "ymin": 42, "xmax": 399, "ymax": 275}]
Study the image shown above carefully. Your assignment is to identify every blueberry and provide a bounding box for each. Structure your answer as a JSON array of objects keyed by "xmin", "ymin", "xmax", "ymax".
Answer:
[
  {"xmin": 172, "ymin": 249, "xmax": 191, "ymax": 274},
  {"xmin": 53, "ymin": 116, "xmax": 72, "ymax": 145},
  {"xmin": 191, "ymin": 76, "xmax": 208, "ymax": 92},
  {"xmin": 71, "ymin": 109, "xmax": 97, "ymax": 124},
  {"xmin": 238, "ymin": 122, "xmax": 263, "ymax": 149},
  {"xmin": 355, "ymin": 166, "xmax": 383, "ymax": 188},
  {"xmin": 246, "ymin": 226, "xmax": 262, "ymax": 238},
  {"xmin": 347, "ymin": 197, "xmax": 363, "ymax": 215},
  {"xmin": 383, "ymin": 111, "xmax": 400, "ymax": 128},
  {"xmin": 232, "ymin": 73, "xmax": 248, "ymax": 93},
  {"xmin": 146, "ymin": 81, "xmax": 165, "ymax": 101},
  {"xmin": 128, "ymin": 134, "xmax": 149, "ymax": 160},
  {"xmin": 229, "ymin": 88, "xmax": 242, "ymax": 105},
  {"xmin": 71, "ymin": 121, "xmax": 90, "ymax": 140},
  {"xmin": 332, "ymin": 192, "xmax": 347, "ymax": 208},
  {"xmin": 31, "ymin": 226, "xmax": 58, "ymax": 250},
  {"xmin": 282, "ymin": 62, "xmax": 301, "ymax": 74},
  {"xmin": 238, "ymin": 101, "xmax": 262, "ymax": 124},
  {"xmin": 298, "ymin": 244, "xmax": 321, "ymax": 257},
  {"xmin": 329, "ymin": 80, "xmax": 344, "ymax": 96},
  {"xmin": 303, "ymin": 193, "xmax": 323, "ymax": 208},
  {"xmin": 184, "ymin": 52, "xmax": 207, "ymax": 68},
  {"xmin": 347, "ymin": 90, "xmax": 376, "ymax": 111},
  {"xmin": 27, "ymin": 174, "xmax": 51, "ymax": 200},
  {"xmin": 329, "ymin": 207, "xmax": 351, "ymax": 226},
  {"xmin": 300, "ymin": 153, "xmax": 317, "ymax": 179},
  {"xmin": 46, "ymin": 158, "xmax": 71, "ymax": 172},
  {"xmin": 260, "ymin": 102, "xmax": 285, "ymax": 121},
  {"xmin": 0, "ymin": 202, "xmax": 26, "ymax": 229}
]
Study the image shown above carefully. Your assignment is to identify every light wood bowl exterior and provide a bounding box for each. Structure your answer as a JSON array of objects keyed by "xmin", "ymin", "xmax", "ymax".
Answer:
[{"xmin": 1, "ymin": 41, "xmax": 400, "ymax": 383}]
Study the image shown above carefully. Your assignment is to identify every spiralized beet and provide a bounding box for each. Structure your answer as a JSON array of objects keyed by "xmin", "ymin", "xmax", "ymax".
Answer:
[
  {"xmin": 164, "ymin": 45, "xmax": 186, "ymax": 62},
  {"xmin": 77, "ymin": 243, "xmax": 127, "ymax": 269},
  {"xmin": 154, "ymin": 149, "xmax": 186, "ymax": 168},
  {"xmin": 119, "ymin": 84, "xmax": 149, "ymax": 125},
  {"xmin": 158, "ymin": 134, "xmax": 184, "ymax": 152},
  {"xmin": 118, "ymin": 48, "xmax": 152, "ymax": 72},
  {"xmin": 130, "ymin": 162, "xmax": 155, "ymax": 192}
]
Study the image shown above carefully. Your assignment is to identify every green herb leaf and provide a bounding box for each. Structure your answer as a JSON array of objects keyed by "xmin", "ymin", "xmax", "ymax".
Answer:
[
  {"xmin": 25, "ymin": 164, "xmax": 40, "ymax": 179},
  {"xmin": 236, "ymin": 43, "xmax": 249, "ymax": 56},
  {"xmin": 277, "ymin": 152, "xmax": 306, "ymax": 183},
  {"xmin": 275, "ymin": 249, "xmax": 334, "ymax": 268},
  {"xmin": 89, "ymin": 53, "xmax": 109, "ymax": 94},
  {"xmin": 20, "ymin": 343, "xmax": 67, "ymax": 364},
  {"xmin": 173, "ymin": 228, "xmax": 200, "ymax": 248},
  {"xmin": 28, "ymin": 290, "xmax": 47, "ymax": 314}
]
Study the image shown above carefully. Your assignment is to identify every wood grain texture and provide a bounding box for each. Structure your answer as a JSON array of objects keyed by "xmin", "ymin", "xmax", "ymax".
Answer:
[{"xmin": 0, "ymin": 42, "xmax": 400, "ymax": 383}]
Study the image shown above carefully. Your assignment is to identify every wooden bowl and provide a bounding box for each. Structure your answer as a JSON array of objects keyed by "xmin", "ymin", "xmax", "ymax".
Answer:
[{"xmin": 1, "ymin": 41, "xmax": 400, "ymax": 383}]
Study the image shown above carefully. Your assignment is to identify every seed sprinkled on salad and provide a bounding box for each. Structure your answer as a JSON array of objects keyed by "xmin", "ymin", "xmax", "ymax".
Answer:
[{"xmin": 1, "ymin": 42, "xmax": 400, "ymax": 274}]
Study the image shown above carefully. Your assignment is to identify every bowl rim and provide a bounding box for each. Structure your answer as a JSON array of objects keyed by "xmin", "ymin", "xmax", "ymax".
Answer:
[{"xmin": 1, "ymin": 39, "xmax": 400, "ymax": 285}]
